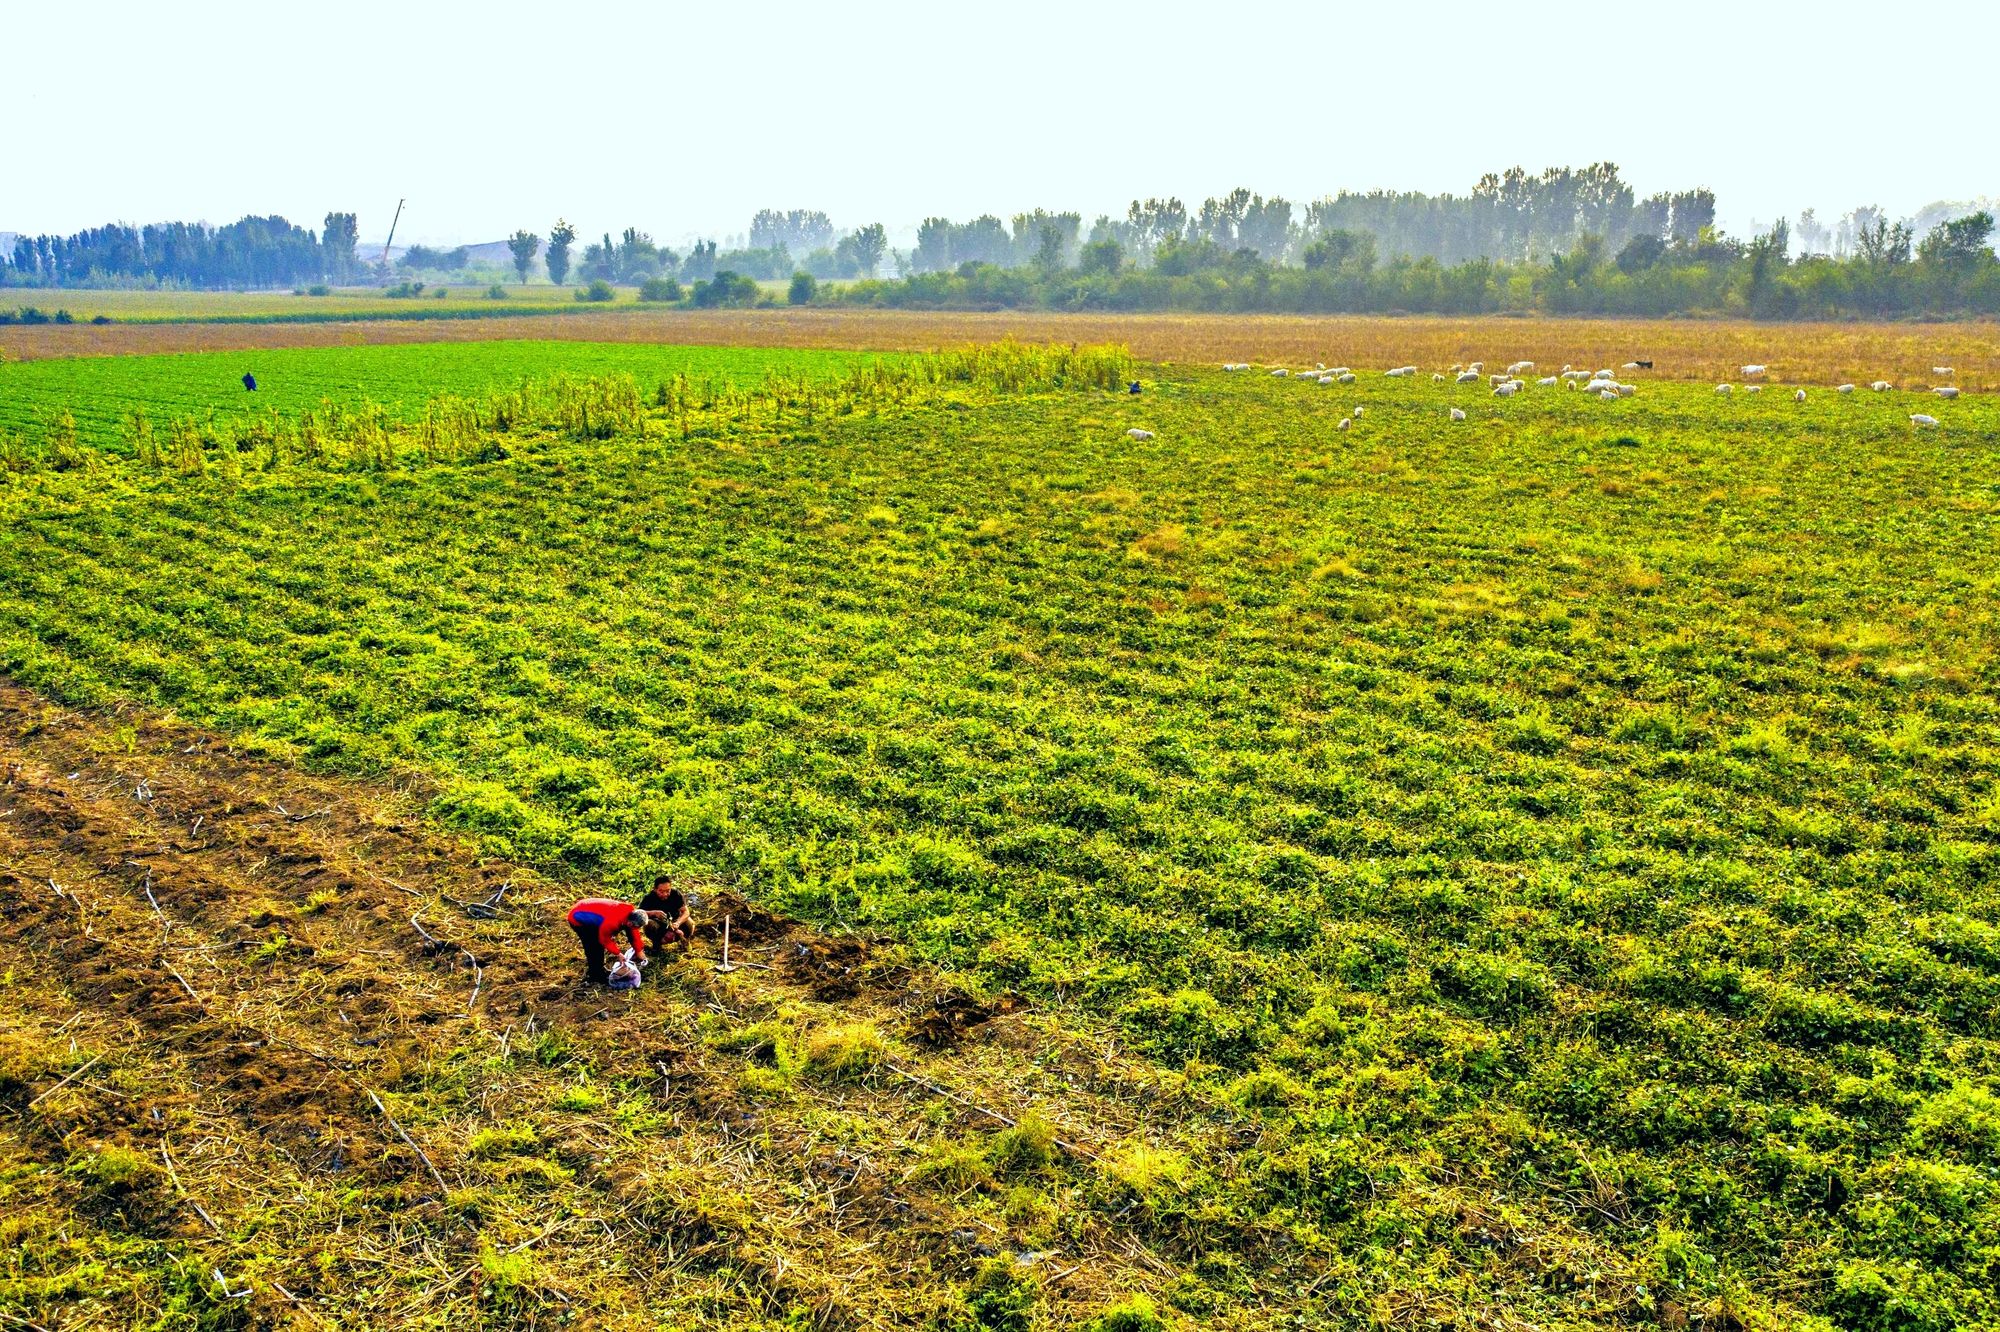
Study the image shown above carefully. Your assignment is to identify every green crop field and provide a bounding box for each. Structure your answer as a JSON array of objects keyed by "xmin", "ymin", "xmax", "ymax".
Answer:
[
  {"xmin": 0, "ymin": 282, "xmax": 810, "ymax": 327},
  {"xmin": 3, "ymin": 342, "xmax": 1998, "ymax": 1329},
  {"xmin": 0, "ymin": 339, "xmax": 904, "ymax": 454},
  {"xmin": 0, "ymin": 284, "xmax": 610, "ymax": 322}
]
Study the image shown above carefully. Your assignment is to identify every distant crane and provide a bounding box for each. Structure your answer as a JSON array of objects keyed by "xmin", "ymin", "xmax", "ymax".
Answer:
[{"xmin": 379, "ymin": 198, "xmax": 405, "ymax": 270}]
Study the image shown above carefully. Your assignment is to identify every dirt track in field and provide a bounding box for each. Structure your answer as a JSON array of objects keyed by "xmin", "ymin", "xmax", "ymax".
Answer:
[
  {"xmin": 4, "ymin": 306, "xmax": 1996, "ymax": 388},
  {"xmin": 0, "ymin": 678, "xmax": 1194, "ymax": 1326}
]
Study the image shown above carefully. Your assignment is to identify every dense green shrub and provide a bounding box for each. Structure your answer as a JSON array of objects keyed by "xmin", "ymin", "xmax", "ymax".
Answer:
[{"xmin": 690, "ymin": 271, "xmax": 759, "ymax": 308}]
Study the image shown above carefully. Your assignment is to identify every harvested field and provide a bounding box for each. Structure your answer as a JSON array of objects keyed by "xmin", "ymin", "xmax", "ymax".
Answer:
[
  {"xmin": 5, "ymin": 306, "xmax": 1997, "ymax": 388},
  {"xmin": 0, "ymin": 679, "xmax": 1206, "ymax": 1329}
]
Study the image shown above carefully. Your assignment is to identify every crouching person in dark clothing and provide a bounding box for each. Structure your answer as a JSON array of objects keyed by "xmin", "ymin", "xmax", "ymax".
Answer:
[
  {"xmin": 566, "ymin": 898, "xmax": 652, "ymax": 985},
  {"xmin": 637, "ymin": 874, "xmax": 694, "ymax": 953}
]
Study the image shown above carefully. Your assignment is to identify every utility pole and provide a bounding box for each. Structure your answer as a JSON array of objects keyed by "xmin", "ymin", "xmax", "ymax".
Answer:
[{"xmin": 379, "ymin": 199, "xmax": 406, "ymax": 269}]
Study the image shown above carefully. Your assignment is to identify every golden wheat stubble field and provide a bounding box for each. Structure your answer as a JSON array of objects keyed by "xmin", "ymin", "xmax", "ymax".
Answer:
[{"xmin": 3, "ymin": 305, "xmax": 1996, "ymax": 387}]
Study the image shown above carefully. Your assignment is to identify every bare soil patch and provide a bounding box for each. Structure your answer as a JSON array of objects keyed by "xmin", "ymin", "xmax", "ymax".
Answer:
[{"xmin": 0, "ymin": 679, "xmax": 1208, "ymax": 1328}]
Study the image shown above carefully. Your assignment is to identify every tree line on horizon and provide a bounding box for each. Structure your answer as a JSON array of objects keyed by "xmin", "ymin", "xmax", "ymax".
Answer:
[
  {"xmin": 5, "ymin": 166, "xmax": 1998, "ymax": 318},
  {"xmin": 828, "ymin": 209, "xmax": 2000, "ymax": 320},
  {"xmin": 5, "ymin": 213, "xmax": 360, "ymax": 290},
  {"xmin": 499, "ymin": 216, "xmax": 893, "ymax": 288}
]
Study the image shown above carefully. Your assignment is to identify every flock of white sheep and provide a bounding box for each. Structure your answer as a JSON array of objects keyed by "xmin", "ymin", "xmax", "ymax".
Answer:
[{"xmin": 1216, "ymin": 358, "xmax": 1967, "ymax": 429}]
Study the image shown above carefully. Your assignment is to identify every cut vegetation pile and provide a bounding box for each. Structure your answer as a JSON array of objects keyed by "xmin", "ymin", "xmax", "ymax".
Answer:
[{"xmin": 2, "ymin": 339, "xmax": 1998, "ymax": 1329}]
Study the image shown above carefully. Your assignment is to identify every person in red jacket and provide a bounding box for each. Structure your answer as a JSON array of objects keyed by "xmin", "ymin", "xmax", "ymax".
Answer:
[{"xmin": 567, "ymin": 898, "xmax": 653, "ymax": 986}]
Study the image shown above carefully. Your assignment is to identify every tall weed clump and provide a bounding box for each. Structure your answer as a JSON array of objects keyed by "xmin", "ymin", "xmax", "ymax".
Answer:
[{"xmin": 928, "ymin": 340, "xmax": 1131, "ymax": 392}]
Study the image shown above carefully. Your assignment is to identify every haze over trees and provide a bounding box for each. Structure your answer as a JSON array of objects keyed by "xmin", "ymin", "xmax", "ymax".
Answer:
[
  {"xmin": 321, "ymin": 212, "xmax": 359, "ymax": 283},
  {"xmin": 913, "ymin": 212, "xmax": 1084, "ymax": 273},
  {"xmin": 892, "ymin": 168, "xmax": 1721, "ymax": 275},
  {"xmin": 396, "ymin": 244, "xmax": 470, "ymax": 273},
  {"xmin": 4, "ymin": 165, "xmax": 1996, "ymax": 318},
  {"xmin": 6, "ymin": 215, "xmax": 330, "ymax": 288},
  {"xmin": 579, "ymin": 229, "xmax": 675, "ymax": 285},
  {"xmin": 507, "ymin": 230, "xmax": 540, "ymax": 283},
  {"xmin": 835, "ymin": 209, "xmax": 1999, "ymax": 319},
  {"xmin": 749, "ymin": 209, "xmax": 835, "ymax": 256},
  {"xmin": 543, "ymin": 220, "xmax": 576, "ymax": 287}
]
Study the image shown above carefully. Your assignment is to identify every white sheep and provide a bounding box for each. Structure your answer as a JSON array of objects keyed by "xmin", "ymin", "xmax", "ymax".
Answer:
[
  {"xmin": 1794, "ymin": 389, "xmax": 1806, "ymax": 403},
  {"xmin": 1617, "ymin": 384, "xmax": 1636, "ymax": 397},
  {"xmin": 1271, "ymin": 368, "xmax": 1289, "ymax": 377},
  {"xmin": 1337, "ymin": 373, "xmax": 1356, "ymax": 384},
  {"xmin": 1386, "ymin": 366, "xmax": 1418, "ymax": 377},
  {"xmin": 1221, "ymin": 363, "xmax": 1249, "ymax": 371},
  {"xmin": 1537, "ymin": 376, "xmax": 1559, "ymax": 387},
  {"xmin": 1836, "ymin": 384, "xmax": 1856, "ymax": 394},
  {"xmin": 1353, "ymin": 406, "xmax": 1365, "ymax": 418},
  {"xmin": 1432, "ymin": 373, "xmax": 1447, "ymax": 383},
  {"xmin": 1933, "ymin": 366, "xmax": 1954, "ymax": 377},
  {"xmin": 1872, "ymin": 381, "xmax": 1893, "ymax": 391},
  {"xmin": 1741, "ymin": 364, "xmax": 1767, "ymax": 377},
  {"xmin": 1456, "ymin": 370, "xmax": 1481, "ymax": 384},
  {"xmin": 1468, "ymin": 362, "xmax": 1484, "ymax": 372},
  {"xmin": 1507, "ymin": 360, "xmax": 1534, "ymax": 375},
  {"xmin": 1745, "ymin": 385, "xmax": 1763, "ymax": 394},
  {"xmin": 1329, "ymin": 367, "xmax": 1351, "ymax": 376},
  {"xmin": 1449, "ymin": 407, "xmax": 1467, "ymax": 421},
  {"xmin": 1336, "ymin": 417, "xmax": 1351, "ymax": 432},
  {"xmin": 1494, "ymin": 381, "xmax": 1521, "ymax": 397},
  {"xmin": 1934, "ymin": 386, "xmax": 1960, "ymax": 399},
  {"xmin": 1910, "ymin": 414, "xmax": 1938, "ymax": 427},
  {"xmin": 1621, "ymin": 361, "xmax": 1641, "ymax": 370},
  {"xmin": 1127, "ymin": 428, "xmax": 1155, "ymax": 440},
  {"xmin": 1716, "ymin": 384, "xmax": 1733, "ymax": 394}
]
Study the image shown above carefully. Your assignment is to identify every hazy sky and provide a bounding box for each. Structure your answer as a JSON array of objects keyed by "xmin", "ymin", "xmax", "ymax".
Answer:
[{"xmin": 8, "ymin": 0, "xmax": 1996, "ymax": 248}]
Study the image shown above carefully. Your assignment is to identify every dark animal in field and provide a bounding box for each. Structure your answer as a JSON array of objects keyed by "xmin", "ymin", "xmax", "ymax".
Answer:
[
  {"xmin": 242, "ymin": 373, "xmax": 257, "ymax": 391},
  {"xmin": 1633, "ymin": 360, "xmax": 1653, "ymax": 370},
  {"xmin": 1128, "ymin": 381, "xmax": 1142, "ymax": 394}
]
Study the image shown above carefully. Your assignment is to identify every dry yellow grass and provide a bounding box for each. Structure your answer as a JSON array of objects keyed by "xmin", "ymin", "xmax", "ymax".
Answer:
[{"xmin": 4, "ymin": 306, "xmax": 1996, "ymax": 388}]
